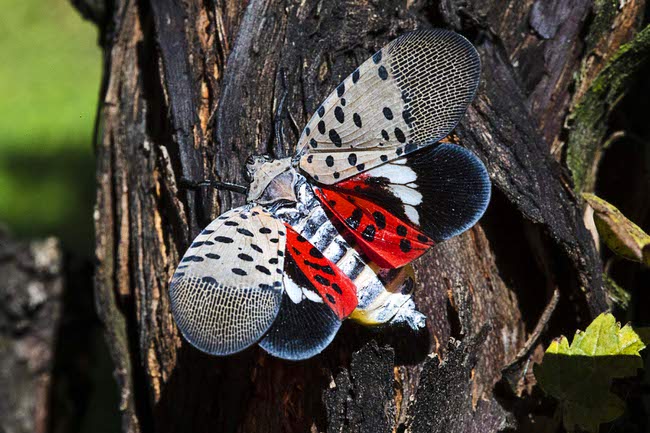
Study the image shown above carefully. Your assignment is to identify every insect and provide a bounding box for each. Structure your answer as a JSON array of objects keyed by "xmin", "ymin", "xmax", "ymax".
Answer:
[{"xmin": 169, "ymin": 29, "xmax": 491, "ymax": 360}]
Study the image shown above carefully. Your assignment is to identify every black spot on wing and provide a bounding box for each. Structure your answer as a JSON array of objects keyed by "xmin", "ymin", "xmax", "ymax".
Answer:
[
  {"xmin": 353, "ymin": 113, "xmax": 362, "ymax": 128},
  {"xmin": 383, "ymin": 107, "xmax": 393, "ymax": 120},
  {"xmin": 373, "ymin": 211, "xmax": 386, "ymax": 229},
  {"xmin": 372, "ymin": 50, "xmax": 382, "ymax": 64},
  {"xmin": 232, "ymin": 268, "xmax": 247, "ymax": 276},
  {"xmin": 326, "ymin": 155, "xmax": 334, "ymax": 167},
  {"xmin": 238, "ymin": 253, "xmax": 254, "ymax": 261},
  {"xmin": 362, "ymin": 225, "xmax": 376, "ymax": 241},
  {"xmin": 329, "ymin": 129, "xmax": 342, "ymax": 147},
  {"xmin": 345, "ymin": 209, "xmax": 363, "ymax": 230},
  {"xmin": 256, "ymin": 265, "xmax": 272, "ymax": 275},
  {"xmin": 335, "ymin": 106, "xmax": 344, "ymax": 123},
  {"xmin": 348, "ymin": 153, "xmax": 357, "ymax": 166},
  {"xmin": 378, "ymin": 65, "xmax": 388, "ymax": 80},
  {"xmin": 214, "ymin": 236, "xmax": 234, "ymax": 243},
  {"xmin": 237, "ymin": 228, "xmax": 254, "ymax": 237},
  {"xmin": 399, "ymin": 239, "xmax": 412, "ymax": 253}
]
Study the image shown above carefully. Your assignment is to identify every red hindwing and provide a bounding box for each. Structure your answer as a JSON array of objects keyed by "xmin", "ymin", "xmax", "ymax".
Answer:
[
  {"xmin": 314, "ymin": 187, "xmax": 434, "ymax": 269},
  {"xmin": 284, "ymin": 224, "xmax": 358, "ymax": 319}
]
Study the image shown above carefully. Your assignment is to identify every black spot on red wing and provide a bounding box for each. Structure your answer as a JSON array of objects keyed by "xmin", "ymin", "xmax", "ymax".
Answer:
[
  {"xmin": 310, "ymin": 138, "xmax": 318, "ymax": 148},
  {"xmin": 381, "ymin": 130, "xmax": 390, "ymax": 141},
  {"xmin": 399, "ymin": 239, "xmax": 412, "ymax": 253},
  {"xmin": 259, "ymin": 227, "xmax": 272, "ymax": 234},
  {"xmin": 348, "ymin": 153, "xmax": 357, "ymax": 166},
  {"xmin": 352, "ymin": 69, "xmax": 360, "ymax": 83},
  {"xmin": 303, "ymin": 259, "xmax": 321, "ymax": 271},
  {"xmin": 394, "ymin": 127, "xmax": 406, "ymax": 143},
  {"xmin": 354, "ymin": 185, "xmax": 362, "ymax": 192},
  {"xmin": 318, "ymin": 120, "xmax": 326, "ymax": 134},
  {"xmin": 333, "ymin": 172, "xmax": 340, "ymax": 179},
  {"xmin": 380, "ymin": 155, "xmax": 388, "ymax": 162},
  {"xmin": 378, "ymin": 65, "xmax": 388, "ymax": 80},
  {"xmin": 326, "ymin": 293, "xmax": 336, "ymax": 303},
  {"xmin": 292, "ymin": 247, "xmax": 302, "ymax": 255},
  {"xmin": 383, "ymin": 107, "xmax": 393, "ymax": 120},
  {"xmin": 224, "ymin": 221, "xmax": 239, "ymax": 226},
  {"xmin": 325, "ymin": 155, "xmax": 334, "ymax": 167},
  {"xmin": 328, "ymin": 199, "xmax": 337, "ymax": 207},
  {"xmin": 372, "ymin": 50, "xmax": 382, "ymax": 64},
  {"xmin": 296, "ymin": 235, "xmax": 307, "ymax": 242},
  {"xmin": 332, "ymin": 283, "xmax": 342, "ymax": 294},
  {"xmin": 205, "ymin": 253, "xmax": 220, "ymax": 260},
  {"xmin": 251, "ymin": 244, "xmax": 263, "ymax": 253},
  {"xmin": 337, "ymin": 82, "xmax": 345, "ymax": 97},
  {"xmin": 396, "ymin": 225, "xmax": 407, "ymax": 236},
  {"xmin": 238, "ymin": 253, "xmax": 254, "ymax": 261},
  {"xmin": 314, "ymin": 274, "xmax": 330, "ymax": 286},
  {"xmin": 322, "ymin": 265, "xmax": 335, "ymax": 275},
  {"xmin": 329, "ymin": 129, "xmax": 342, "ymax": 147},
  {"xmin": 417, "ymin": 234, "xmax": 429, "ymax": 243},
  {"xmin": 309, "ymin": 247, "xmax": 324, "ymax": 259},
  {"xmin": 373, "ymin": 211, "xmax": 386, "ymax": 229},
  {"xmin": 232, "ymin": 268, "xmax": 247, "ymax": 276},
  {"xmin": 353, "ymin": 113, "xmax": 362, "ymax": 128},
  {"xmin": 214, "ymin": 236, "xmax": 234, "ymax": 243},
  {"xmin": 362, "ymin": 225, "xmax": 376, "ymax": 241},
  {"xmin": 256, "ymin": 265, "xmax": 272, "ymax": 275},
  {"xmin": 335, "ymin": 106, "xmax": 345, "ymax": 123},
  {"xmin": 346, "ymin": 208, "xmax": 363, "ymax": 229},
  {"xmin": 318, "ymin": 106, "xmax": 325, "ymax": 117},
  {"xmin": 237, "ymin": 228, "xmax": 254, "ymax": 237},
  {"xmin": 356, "ymin": 163, "xmax": 365, "ymax": 172}
]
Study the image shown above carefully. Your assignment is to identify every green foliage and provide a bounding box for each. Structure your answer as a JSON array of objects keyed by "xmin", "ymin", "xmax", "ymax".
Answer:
[
  {"xmin": 535, "ymin": 313, "xmax": 647, "ymax": 432},
  {"xmin": 566, "ymin": 24, "xmax": 650, "ymax": 192},
  {"xmin": 584, "ymin": 193, "xmax": 650, "ymax": 266},
  {"xmin": 0, "ymin": 0, "xmax": 100, "ymax": 253}
]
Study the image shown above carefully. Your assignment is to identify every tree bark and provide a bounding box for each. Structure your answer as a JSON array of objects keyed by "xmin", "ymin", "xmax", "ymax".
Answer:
[{"xmin": 84, "ymin": 0, "xmax": 648, "ymax": 432}]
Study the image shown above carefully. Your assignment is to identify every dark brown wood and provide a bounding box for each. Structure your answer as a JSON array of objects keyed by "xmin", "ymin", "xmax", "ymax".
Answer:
[
  {"xmin": 0, "ymin": 231, "xmax": 63, "ymax": 433},
  {"xmin": 84, "ymin": 0, "xmax": 648, "ymax": 432}
]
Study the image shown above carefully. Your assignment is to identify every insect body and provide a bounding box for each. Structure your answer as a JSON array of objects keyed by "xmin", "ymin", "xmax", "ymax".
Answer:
[{"xmin": 170, "ymin": 29, "xmax": 491, "ymax": 360}]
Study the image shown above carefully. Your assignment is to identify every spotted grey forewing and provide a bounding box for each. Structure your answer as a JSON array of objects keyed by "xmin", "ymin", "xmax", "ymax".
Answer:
[
  {"xmin": 169, "ymin": 206, "xmax": 287, "ymax": 356},
  {"xmin": 297, "ymin": 29, "xmax": 481, "ymax": 185}
]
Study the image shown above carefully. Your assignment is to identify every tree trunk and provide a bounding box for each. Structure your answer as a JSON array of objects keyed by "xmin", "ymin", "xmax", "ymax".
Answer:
[{"xmin": 83, "ymin": 0, "xmax": 648, "ymax": 432}]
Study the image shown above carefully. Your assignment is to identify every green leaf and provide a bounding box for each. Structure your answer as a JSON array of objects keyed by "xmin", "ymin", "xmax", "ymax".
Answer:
[
  {"xmin": 535, "ymin": 313, "xmax": 646, "ymax": 432},
  {"xmin": 583, "ymin": 193, "xmax": 650, "ymax": 266}
]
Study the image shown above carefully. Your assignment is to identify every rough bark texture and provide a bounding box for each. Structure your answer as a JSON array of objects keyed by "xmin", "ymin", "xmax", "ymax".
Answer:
[
  {"xmin": 0, "ymin": 231, "xmax": 63, "ymax": 433},
  {"xmin": 83, "ymin": 0, "xmax": 648, "ymax": 432}
]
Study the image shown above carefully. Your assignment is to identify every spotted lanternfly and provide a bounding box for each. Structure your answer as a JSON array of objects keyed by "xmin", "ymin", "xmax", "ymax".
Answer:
[{"xmin": 169, "ymin": 29, "xmax": 491, "ymax": 360}]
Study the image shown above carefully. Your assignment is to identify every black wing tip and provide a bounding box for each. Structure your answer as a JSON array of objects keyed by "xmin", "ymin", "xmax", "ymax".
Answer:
[{"xmin": 429, "ymin": 143, "xmax": 491, "ymax": 241}]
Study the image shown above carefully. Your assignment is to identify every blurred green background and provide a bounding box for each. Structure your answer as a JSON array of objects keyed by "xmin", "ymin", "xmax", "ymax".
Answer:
[
  {"xmin": 1, "ymin": 1, "xmax": 121, "ymax": 432},
  {"xmin": 0, "ymin": 0, "xmax": 99, "ymax": 254}
]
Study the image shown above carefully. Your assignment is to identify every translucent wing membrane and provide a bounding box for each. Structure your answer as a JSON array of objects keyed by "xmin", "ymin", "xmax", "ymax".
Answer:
[
  {"xmin": 298, "ymin": 29, "xmax": 481, "ymax": 184},
  {"xmin": 259, "ymin": 225, "xmax": 358, "ymax": 360},
  {"xmin": 169, "ymin": 206, "xmax": 287, "ymax": 356}
]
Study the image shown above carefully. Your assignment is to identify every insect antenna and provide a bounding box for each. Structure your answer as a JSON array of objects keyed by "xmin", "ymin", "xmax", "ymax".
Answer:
[{"xmin": 180, "ymin": 177, "xmax": 248, "ymax": 195}]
